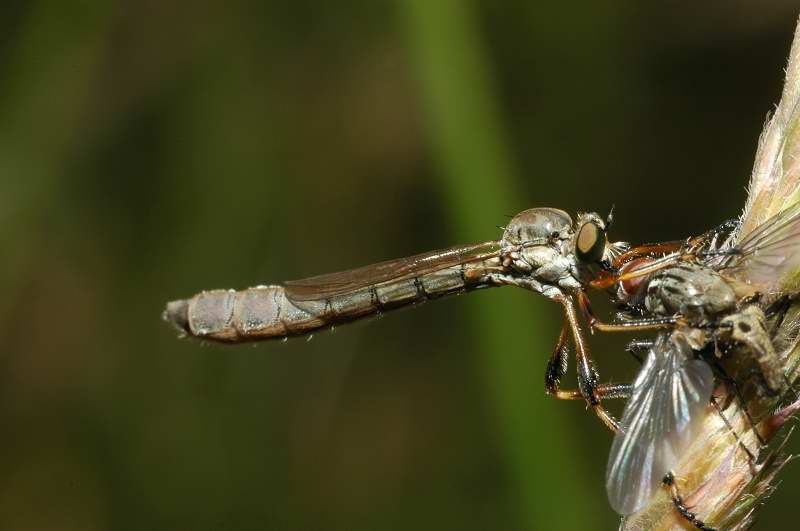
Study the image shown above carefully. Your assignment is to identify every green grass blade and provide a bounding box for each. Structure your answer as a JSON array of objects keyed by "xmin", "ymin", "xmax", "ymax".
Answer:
[{"xmin": 399, "ymin": 1, "xmax": 598, "ymax": 528}]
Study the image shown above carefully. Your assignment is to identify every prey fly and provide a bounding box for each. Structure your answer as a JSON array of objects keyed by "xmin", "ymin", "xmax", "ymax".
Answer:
[{"xmin": 596, "ymin": 200, "xmax": 800, "ymax": 520}]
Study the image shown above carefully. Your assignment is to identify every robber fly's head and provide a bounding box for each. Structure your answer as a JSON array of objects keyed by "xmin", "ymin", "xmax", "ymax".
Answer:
[
  {"xmin": 501, "ymin": 208, "xmax": 628, "ymax": 289},
  {"xmin": 573, "ymin": 211, "xmax": 629, "ymax": 274}
]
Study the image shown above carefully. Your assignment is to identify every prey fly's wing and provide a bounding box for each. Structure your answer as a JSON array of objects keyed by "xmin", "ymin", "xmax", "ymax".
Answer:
[
  {"xmin": 714, "ymin": 22, "xmax": 800, "ymax": 294},
  {"xmin": 715, "ymin": 200, "xmax": 800, "ymax": 293},
  {"xmin": 739, "ymin": 21, "xmax": 800, "ymax": 240},
  {"xmin": 606, "ymin": 332, "xmax": 715, "ymax": 515}
]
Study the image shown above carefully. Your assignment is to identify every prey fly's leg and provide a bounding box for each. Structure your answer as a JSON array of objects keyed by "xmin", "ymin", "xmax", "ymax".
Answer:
[
  {"xmin": 710, "ymin": 396, "xmax": 758, "ymax": 465},
  {"xmin": 545, "ymin": 319, "xmax": 632, "ymax": 409},
  {"xmin": 707, "ymin": 358, "xmax": 765, "ymax": 456},
  {"xmin": 662, "ymin": 472, "xmax": 716, "ymax": 531}
]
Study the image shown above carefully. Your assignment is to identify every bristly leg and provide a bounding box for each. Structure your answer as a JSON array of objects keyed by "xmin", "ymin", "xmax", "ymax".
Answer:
[
  {"xmin": 662, "ymin": 472, "xmax": 716, "ymax": 531},
  {"xmin": 577, "ymin": 289, "xmax": 676, "ymax": 334},
  {"xmin": 553, "ymin": 295, "xmax": 632, "ymax": 432},
  {"xmin": 544, "ymin": 318, "xmax": 631, "ymax": 431},
  {"xmin": 625, "ymin": 339, "xmax": 653, "ymax": 365},
  {"xmin": 544, "ymin": 319, "xmax": 570, "ymax": 396}
]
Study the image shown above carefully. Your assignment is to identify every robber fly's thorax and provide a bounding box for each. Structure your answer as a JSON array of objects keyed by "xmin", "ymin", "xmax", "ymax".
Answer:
[{"xmin": 499, "ymin": 207, "xmax": 626, "ymax": 294}]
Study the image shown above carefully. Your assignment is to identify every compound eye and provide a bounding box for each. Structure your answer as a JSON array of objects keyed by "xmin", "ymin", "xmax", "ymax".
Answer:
[{"xmin": 575, "ymin": 221, "xmax": 606, "ymax": 263}]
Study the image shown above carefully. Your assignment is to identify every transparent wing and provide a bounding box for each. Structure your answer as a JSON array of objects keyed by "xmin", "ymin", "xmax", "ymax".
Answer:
[
  {"xmin": 284, "ymin": 240, "xmax": 501, "ymax": 301},
  {"xmin": 606, "ymin": 332, "xmax": 715, "ymax": 516},
  {"xmin": 739, "ymin": 20, "xmax": 800, "ymax": 239},
  {"xmin": 714, "ymin": 201, "xmax": 800, "ymax": 293}
]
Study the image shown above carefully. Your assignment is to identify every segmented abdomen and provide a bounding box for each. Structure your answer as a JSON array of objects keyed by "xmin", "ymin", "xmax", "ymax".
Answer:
[{"xmin": 163, "ymin": 264, "xmax": 491, "ymax": 342}]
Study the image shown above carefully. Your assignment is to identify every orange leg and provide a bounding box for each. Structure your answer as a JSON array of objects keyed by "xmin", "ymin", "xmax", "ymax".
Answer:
[
  {"xmin": 544, "ymin": 318, "xmax": 631, "ymax": 403},
  {"xmin": 590, "ymin": 252, "xmax": 684, "ymax": 290},
  {"xmin": 552, "ymin": 295, "xmax": 631, "ymax": 432},
  {"xmin": 577, "ymin": 289, "xmax": 676, "ymax": 334}
]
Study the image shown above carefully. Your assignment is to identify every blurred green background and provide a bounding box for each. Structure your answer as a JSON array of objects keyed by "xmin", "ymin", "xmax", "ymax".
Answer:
[{"xmin": 2, "ymin": 2, "xmax": 799, "ymax": 530}]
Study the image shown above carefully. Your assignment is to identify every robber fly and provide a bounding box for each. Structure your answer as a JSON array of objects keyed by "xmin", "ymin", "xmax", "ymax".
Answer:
[
  {"xmin": 163, "ymin": 200, "xmax": 800, "ymax": 526},
  {"xmin": 165, "ymin": 207, "xmax": 639, "ymax": 431}
]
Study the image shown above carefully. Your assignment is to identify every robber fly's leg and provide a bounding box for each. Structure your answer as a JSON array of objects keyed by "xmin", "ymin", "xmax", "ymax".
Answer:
[
  {"xmin": 545, "ymin": 318, "xmax": 632, "ymax": 403},
  {"xmin": 577, "ymin": 290, "xmax": 676, "ymax": 334},
  {"xmin": 589, "ymin": 251, "xmax": 683, "ymax": 290},
  {"xmin": 662, "ymin": 472, "xmax": 716, "ymax": 531},
  {"xmin": 625, "ymin": 339, "xmax": 653, "ymax": 365},
  {"xmin": 591, "ymin": 316, "xmax": 676, "ymax": 333},
  {"xmin": 544, "ymin": 318, "xmax": 570, "ymax": 396},
  {"xmin": 547, "ymin": 384, "xmax": 632, "ymax": 402},
  {"xmin": 556, "ymin": 295, "xmax": 623, "ymax": 432}
]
